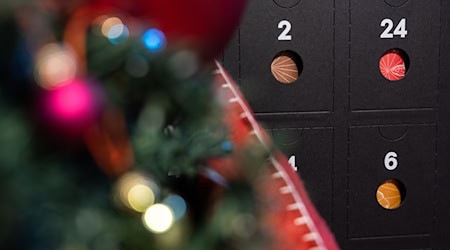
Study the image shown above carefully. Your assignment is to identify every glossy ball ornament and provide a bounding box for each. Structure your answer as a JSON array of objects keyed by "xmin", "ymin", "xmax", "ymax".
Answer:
[{"xmin": 41, "ymin": 79, "xmax": 103, "ymax": 135}]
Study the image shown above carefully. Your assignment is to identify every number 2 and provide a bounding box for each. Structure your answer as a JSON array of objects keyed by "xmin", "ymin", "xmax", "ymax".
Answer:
[
  {"xmin": 380, "ymin": 19, "xmax": 394, "ymax": 38},
  {"xmin": 278, "ymin": 20, "xmax": 292, "ymax": 41},
  {"xmin": 380, "ymin": 18, "xmax": 407, "ymax": 39}
]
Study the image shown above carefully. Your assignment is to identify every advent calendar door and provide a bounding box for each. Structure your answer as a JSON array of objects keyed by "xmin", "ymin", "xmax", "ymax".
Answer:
[
  {"xmin": 239, "ymin": 0, "xmax": 333, "ymax": 113},
  {"xmin": 222, "ymin": 0, "xmax": 450, "ymax": 248}
]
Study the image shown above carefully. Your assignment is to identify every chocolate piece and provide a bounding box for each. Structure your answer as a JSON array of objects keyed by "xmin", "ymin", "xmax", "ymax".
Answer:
[{"xmin": 271, "ymin": 52, "xmax": 300, "ymax": 84}]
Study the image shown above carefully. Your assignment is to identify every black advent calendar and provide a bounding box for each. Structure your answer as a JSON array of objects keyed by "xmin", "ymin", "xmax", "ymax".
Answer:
[{"xmin": 222, "ymin": 0, "xmax": 450, "ymax": 249}]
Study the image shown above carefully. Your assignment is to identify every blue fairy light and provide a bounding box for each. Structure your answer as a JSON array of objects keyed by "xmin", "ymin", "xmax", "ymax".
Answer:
[
  {"xmin": 204, "ymin": 168, "xmax": 228, "ymax": 188},
  {"xmin": 163, "ymin": 195, "xmax": 187, "ymax": 221},
  {"xmin": 221, "ymin": 141, "xmax": 233, "ymax": 153},
  {"xmin": 142, "ymin": 29, "xmax": 167, "ymax": 52}
]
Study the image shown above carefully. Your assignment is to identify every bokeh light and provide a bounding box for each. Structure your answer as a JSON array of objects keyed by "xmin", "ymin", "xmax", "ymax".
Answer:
[
  {"xmin": 136, "ymin": 98, "xmax": 167, "ymax": 134},
  {"xmin": 101, "ymin": 17, "xmax": 123, "ymax": 37},
  {"xmin": 142, "ymin": 29, "xmax": 167, "ymax": 52},
  {"xmin": 115, "ymin": 172, "xmax": 159, "ymax": 213},
  {"xmin": 125, "ymin": 55, "xmax": 149, "ymax": 78},
  {"xmin": 231, "ymin": 214, "xmax": 256, "ymax": 239},
  {"xmin": 152, "ymin": 218, "xmax": 186, "ymax": 249},
  {"xmin": 107, "ymin": 24, "xmax": 125, "ymax": 39},
  {"xmin": 142, "ymin": 204, "xmax": 174, "ymax": 234},
  {"xmin": 221, "ymin": 141, "xmax": 233, "ymax": 153},
  {"xmin": 169, "ymin": 50, "xmax": 199, "ymax": 79},
  {"xmin": 93, "ymin": 16, "xmax": 129, "ymax": 44},
  {"xmin": 204, "ymin": 168, "xmax": 228, "ymax": 187},
  {"xmin": 108, "ymin": 24, "xmax": 129, "ymax": 44},
  {"xmin": 163, "ymin": 195, "xmax": 187, "ymax": 221},
  {"xmin": 128, "ymin": 184, "xmax": 155, "ymax": 212},
  {"xmin": 35, "ymin": 43, "xmax": 77, "ymax": 89}
]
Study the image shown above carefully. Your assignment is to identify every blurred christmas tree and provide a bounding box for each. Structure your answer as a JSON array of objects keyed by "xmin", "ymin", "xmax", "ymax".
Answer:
[{"xmin": 0, "ymin": 1, "xmax": 339, "ymax": 250}]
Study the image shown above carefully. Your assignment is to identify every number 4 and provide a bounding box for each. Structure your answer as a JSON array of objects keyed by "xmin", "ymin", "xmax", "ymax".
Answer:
[
  {"xmin": 393, "ymin": 18, "xmax": 407, "ymax": 38},
  {"xmin": 288, "ymin": 155, "xmax": 297, "ymax": 171}
]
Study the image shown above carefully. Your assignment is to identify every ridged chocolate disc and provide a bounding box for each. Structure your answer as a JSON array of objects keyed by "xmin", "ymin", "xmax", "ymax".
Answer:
[
  {"xmin": 376, "ymin": 180, "xmax": 404, "ymax": 210},
  {"xmin": 379, "ymin": 49, "xmax": 408, "ymax": 81},
  {"xmin": 271, "ymin": 53, "xmax": 299, "ymax": 84}
]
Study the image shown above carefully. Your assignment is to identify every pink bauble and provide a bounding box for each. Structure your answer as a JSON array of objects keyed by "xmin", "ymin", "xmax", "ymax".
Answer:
[{"xmin": 42, "ymin": 80, "xmax": 102, "ymax": 133}]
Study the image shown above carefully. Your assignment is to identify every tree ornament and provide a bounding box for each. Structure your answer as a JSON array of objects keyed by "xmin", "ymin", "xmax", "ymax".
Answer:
[
  {"xmin": 85, "ymin": 108, "xmax": 134, "ymax": 176},
  {"xmin": 41, "ymin": 79, "xmax": 103, "ymax": 134},
  {"xmin": 0, "ymin": 1, "xmax": 339, "ymax": 249}
]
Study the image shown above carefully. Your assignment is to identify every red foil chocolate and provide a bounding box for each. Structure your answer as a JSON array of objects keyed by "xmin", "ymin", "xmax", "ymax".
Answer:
[{"xmin": 379, "ymin": 49, "xmax": 408, "ymax": 81}]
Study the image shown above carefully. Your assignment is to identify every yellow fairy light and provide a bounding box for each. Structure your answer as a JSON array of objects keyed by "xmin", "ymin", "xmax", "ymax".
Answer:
[
  {"xmin": 142, "ymin": 204, "xmax": 174, "ymax": 234},
  {"xmin": 127, "ymin": 184, "xmax": 155, "ymax": 212},
  {"xmin": 115, "ymin": 172, "xmax": 159, "ymax": 212}
]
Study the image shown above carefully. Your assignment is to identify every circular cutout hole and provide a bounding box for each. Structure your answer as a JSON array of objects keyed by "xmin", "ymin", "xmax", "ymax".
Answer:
[
  {"xmin": 384, "ymin": 0, "xmax": 409, "ymax": 8},
  {"xmin": 273, "ymin": 0, "xmax": 301, "ymax": 8},
  {"xmin": 376, "ymin": 179, "xmax": 406, "ymax": 210},
  {"xmin": 379, "ymin": 48, "xmax": 410, "ymax": 81},
  {"xmin": 271, "ymin": 50, "xmax": 303, "ymax": 84}
]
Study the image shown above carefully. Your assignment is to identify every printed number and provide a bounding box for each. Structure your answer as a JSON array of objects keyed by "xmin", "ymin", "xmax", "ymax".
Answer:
[
  {"xmin": 380, "ymin": 18, "xmax": 407, "ymax": 39},
  {"xmin": 384, "ymin": 151, "xmax": 398, "ymax": 171},
  {"xmin": 394, "ymin": 19, "xmax": 408, "ymax": 38},
  {"xmin": 380, "ymin": 19, "xmax": 394, "ymax": 38},
  {"xmin": 288, "ymin": 155, "xmax": 297, "ymax": 171},
  {"xmin": 278, "ymin": 20, "xmax": 292, "ymax": 41}
]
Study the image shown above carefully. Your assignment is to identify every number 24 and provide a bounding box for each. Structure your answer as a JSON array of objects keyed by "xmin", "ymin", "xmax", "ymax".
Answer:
[{"xmin": 380, "ymin": 18, "xmax": 408, "ymax": 39}]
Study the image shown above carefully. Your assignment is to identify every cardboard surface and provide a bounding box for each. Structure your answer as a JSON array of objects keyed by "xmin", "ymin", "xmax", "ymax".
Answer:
[{"xmin": 223, "ymin": 0, "xmax": 450, "ymax": 248}]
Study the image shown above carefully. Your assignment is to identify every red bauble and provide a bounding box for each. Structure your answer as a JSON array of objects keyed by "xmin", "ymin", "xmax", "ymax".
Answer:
[{"xmin": 90, "ymin": 0, "xmax": 248, "ymax": 60}]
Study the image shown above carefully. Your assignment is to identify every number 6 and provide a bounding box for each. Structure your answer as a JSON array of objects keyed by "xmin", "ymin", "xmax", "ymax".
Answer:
[{"xmin": 384, "ymin": 151, "xmax": 398, "ymax": 171}]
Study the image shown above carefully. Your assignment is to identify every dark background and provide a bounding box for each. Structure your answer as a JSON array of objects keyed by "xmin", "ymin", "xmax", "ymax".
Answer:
[{"xmin": 222, "ymin": 0, "xmax": 450, "ymax": 248}]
